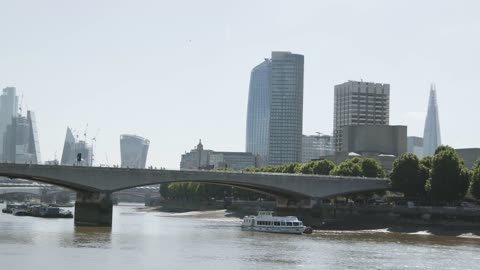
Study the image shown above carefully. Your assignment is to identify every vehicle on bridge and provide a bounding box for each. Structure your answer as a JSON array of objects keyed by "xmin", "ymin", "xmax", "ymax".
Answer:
[{"xmin": 241, "ymin": 211, "xmax": 306, "ymax": 234}]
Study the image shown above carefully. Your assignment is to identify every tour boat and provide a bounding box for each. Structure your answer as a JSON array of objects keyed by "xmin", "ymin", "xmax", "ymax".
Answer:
[{"xmin": 241, "ymin": 211, "xmax": 306, "ymax": 234}]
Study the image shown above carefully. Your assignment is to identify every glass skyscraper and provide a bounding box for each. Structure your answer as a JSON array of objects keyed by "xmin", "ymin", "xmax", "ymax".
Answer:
[
  {"xmin": 267, "ymin": 51, "xmax": 304, "ymax": 165},
  {"xmin": 120, "ymin": 134, "xmax": 150, "ymax": 168},
  {"xmin": 245, "ymin": 59, "xmax": 271, "ymax": 163},
  {"xmin": 0, "ymin": 87, "xmax": 19, "ymax": 160},
  {"xmin": 423, "ymin": 84, "xmax": 441, "ymax": 157},
  {"xmin": 2, "ymin": 110, "xmax": 41, "ymax": 163}
]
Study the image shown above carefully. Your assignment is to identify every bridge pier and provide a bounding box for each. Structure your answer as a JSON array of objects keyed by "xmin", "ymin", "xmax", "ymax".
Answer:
[{"xmin": 74, "ymin": 191, "xmax": 113, "ymax": 227}]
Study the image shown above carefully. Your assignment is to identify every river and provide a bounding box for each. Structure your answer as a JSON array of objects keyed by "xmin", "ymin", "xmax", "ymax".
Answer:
[{"xmin": 1, "ymin": 203, "xmax": 479, "ymax": 270}]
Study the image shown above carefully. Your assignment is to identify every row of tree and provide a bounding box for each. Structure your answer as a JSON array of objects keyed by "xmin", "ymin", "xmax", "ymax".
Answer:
[
  {"xmin": 391, "ymin": 145, "xmax": 480, "ymax": 202},
  {"xmin": 245, "ymin": 158, "xmax": 386, "ymax": 178}
]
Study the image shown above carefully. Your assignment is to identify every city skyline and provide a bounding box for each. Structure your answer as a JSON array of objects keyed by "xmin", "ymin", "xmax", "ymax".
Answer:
[{"xmin": 1, "ymin": 1, "xmax": 479, "ymax": 168}]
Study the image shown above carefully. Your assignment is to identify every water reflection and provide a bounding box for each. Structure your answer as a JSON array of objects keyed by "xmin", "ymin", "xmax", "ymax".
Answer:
[
  {"xmin": 60, "ymin": 227, "xmax": 112, "ymax": 249},
  {"xmin": 312, "ymin": 230, "xmax": 480, "ymax": 247}
]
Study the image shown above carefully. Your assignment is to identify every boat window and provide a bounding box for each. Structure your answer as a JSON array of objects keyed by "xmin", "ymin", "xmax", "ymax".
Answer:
[
  {"xmin": 281, "ymin": 222, "xmax": 286, "ymax": 226},
  {"xmin": 274, "ymin": 222, "xmax": 280, "ymax": 226},
  {"xmin": 286, "ymin": 222, "xmax": 293, "ymax": 226},
  {"xmin": 293, "ymin": 222, "xmax": 299, "ymax": 226}
]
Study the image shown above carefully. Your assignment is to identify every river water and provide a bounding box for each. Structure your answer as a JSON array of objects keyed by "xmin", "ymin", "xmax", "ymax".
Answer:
[{"xmin": 1, "ymin": 203, "xmax": 479, "ymax": 270}]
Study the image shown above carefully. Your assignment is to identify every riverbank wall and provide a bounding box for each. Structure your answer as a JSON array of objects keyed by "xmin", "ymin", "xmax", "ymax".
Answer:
[{"xmin": 277, "ymin": 205, "xmax": 480, "ymax": 232}]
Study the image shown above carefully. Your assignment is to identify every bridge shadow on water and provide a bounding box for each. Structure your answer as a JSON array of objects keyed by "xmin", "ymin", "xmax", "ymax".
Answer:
[{"xmin": 60, "ymin": 226, "xmax": 112, "ymax": 249}]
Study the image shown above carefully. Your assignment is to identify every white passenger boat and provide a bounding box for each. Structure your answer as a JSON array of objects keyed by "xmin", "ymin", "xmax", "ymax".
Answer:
[{"xmin": 241, "ymin": 211, "xmax": 306, "ymax": 234}]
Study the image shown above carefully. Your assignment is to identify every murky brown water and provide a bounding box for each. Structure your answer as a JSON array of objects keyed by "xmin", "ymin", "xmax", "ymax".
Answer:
[{"xmin": 1, "ymin": 203, "xmax": 479, "ymax": 270}]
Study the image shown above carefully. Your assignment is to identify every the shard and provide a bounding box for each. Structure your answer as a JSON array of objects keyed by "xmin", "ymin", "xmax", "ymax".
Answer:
[{"xmin": 423, "ymin": 84, "xmax": 442, "ymax": 157}]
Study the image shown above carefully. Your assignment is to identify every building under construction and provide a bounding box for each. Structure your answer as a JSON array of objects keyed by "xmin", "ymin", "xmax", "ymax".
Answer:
[{"xmin": 60, "ymin": 127, "xmax": 93, "ymax": 166}]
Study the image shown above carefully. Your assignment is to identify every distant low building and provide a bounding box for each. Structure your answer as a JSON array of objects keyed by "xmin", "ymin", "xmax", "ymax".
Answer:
[
  {"xmin": 180, "ymin": 140, "xmax": 256, "ymax": 171},
  {"xmin": 456, "ymin": 148, "xmax": 480, "ymax": 169},
  {"xmin": 180, "ymin": 140, "xmax": 213, "ymax": 170},
  {"xmin": 319, "ymin": 125, "xmax": 407, "ymax": 171},
  {"xmin": 209, "ymin": 152, "xmax": 256, "ymax": 171},
  {"xmin": 407, "ymin": 136, "xmax": 424, "ymax": 159},
  {"xmin": 341, "ymin": 125, "xmax": 407, "ymax": 156}
]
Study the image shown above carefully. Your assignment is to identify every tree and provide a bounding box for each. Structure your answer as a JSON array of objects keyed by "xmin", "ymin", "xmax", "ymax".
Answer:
[
  {"xmin": 434, "ymin": 145, "xmax": 454, "ymax": 155},
  {"xmin": 361, "ymin": 158, "xmax": 386, "ymax": 178},
  {"xmin": 469, "ymin": 160, "xmax": 480, "ymax": 200},
  {"xmin": 425, "ymin": 149, "xmax": 470, "ymax": 202},
  {"xmin": 311, "ymin": 160, "xmax": 336, "ymax": 175},
  {"xmin": 330, "ymin": 158, "xmax": 363, "ymax": 177},
  {"xmin": 297, "ymin": 160, "xmax": 336, "ymax": 175},
  {"xmin": 390, "ymin": 153, "xmax": 427, "ymax": 197},
  {"xmin": 281, "ymin": 163, "xmax": 300, "ymax": 174},
  {"xmin": 420, "ymin": 156, "xmax": 433, "ymax": 170}
]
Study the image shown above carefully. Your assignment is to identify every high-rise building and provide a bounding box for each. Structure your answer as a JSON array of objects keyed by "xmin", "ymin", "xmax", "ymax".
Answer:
[
  {"xmin": 407, "ymin": 136, "xmax": 424, "ymax": 159},
  {"xmin": 333, "ymin": 80, "xmax": 390, "ymax": 152},
  {"xmin": 423, "ymin": 84, "xmax": 441, "ymax": 157},
  {"xmin": 2, "ymin": 110, "xmax": 41, "ymax": 163},
  {"xmin": 0, "ymin": 87, "xmax": 19, "ymax": 160},
  {"xmin": 245, "ymin": 59, "xmax": 271, "ymax": 165},
  {"xmin": 301, "ymin": 134, "xmax": 334, "ymax": 163},
  {"xmin": 120, "ymin": 134, "xmax": 150, "ymax": 168},
  {"xmin": 60, "ymin": 127, "xmax": 93, "ymax": 166},
  {"xmin": 267, "ymin": 51, "xmax": 304, "ymax": 165}
]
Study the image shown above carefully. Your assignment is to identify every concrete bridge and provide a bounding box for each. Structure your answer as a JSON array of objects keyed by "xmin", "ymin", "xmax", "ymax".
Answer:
[{"xmin": 0, "ymin": 163, "xmax": 390, "ymax": 226}]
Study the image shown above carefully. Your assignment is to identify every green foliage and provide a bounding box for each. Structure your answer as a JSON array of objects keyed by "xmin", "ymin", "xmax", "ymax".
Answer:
[
  {"xmin": 296, "ymin": 160, "xmax": 336, "ymax": 175},
  {"xmin": 469, "ymin": 160, "xmax": 480, "ymax": 200},
  {"xmin": 420, "ymin": 156, "xmax": 433, "ymax": 170},
  {"xmin": 390, "ymin": 153, "xmax": 427, "ymax": 197},
  {"xmin": 426, "ymin": 148, "xmax": 470, "ymax": 202},
  {"xmin": 281, "ymin": 163, "xmax": 300, "ymax": 174},
  {"xmin": 361, "ymin": 158, "xmax": 386, "ymax": 178},
  {"xmin": 330, "ymin": 158, "xmax": 385, "ymax": 178},
  {"xmin": 330, "ymin": 158, "xmax": 363, "ymax": 177},
  {"xmin": 434, "ymin": 145, "xmax": 454, "ymax": 155}
]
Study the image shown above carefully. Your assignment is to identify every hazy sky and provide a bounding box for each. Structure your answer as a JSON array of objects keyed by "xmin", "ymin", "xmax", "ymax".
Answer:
[{"xmin": 1, "ymin": 0, "xmax": 479, "ymax": 168}]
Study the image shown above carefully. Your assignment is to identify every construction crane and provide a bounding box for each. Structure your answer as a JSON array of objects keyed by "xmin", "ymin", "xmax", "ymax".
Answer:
[
  {"xmin": 83, "ymin": 124, "xmax": 89, "ymax": 142},
  {"xmin": 18, "ymin": 93, "xmax": 24, "ymax": 115},
  {"xmin": 90, "ymin": 129, "xmax": 100, "ymax": 165}
]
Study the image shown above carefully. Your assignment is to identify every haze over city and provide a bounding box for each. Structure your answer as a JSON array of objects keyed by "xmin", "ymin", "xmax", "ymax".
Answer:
[{"xmin": 1, "ymin": 0, "xmax": 479, "ymax": 168}]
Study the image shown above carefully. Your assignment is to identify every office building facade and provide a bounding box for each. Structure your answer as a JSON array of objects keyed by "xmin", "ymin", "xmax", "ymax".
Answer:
[
  {"xmin": 340, "ymin": 125, "xmax": 407, "ymax": 157},
  {"xmin": 2, "ymin": 110, "xmax": 41, "ymax": 163},
  {"xmin": 267, "ymin": 51, "xmax": 304, "ymax": 165},
  {"xmin": 245, "ymin": 59, "xmax": 271, "ymax": 164},
  {"xmin": 333, "ymin": 81, "xmax": 390, "ymax": 152},
  {"xmin": 209, "ymin": 152, "xmax": 256, "ymax": 171},
  {"xmin": 120, "ymin": 134, "xmax": 150, "ymax": 168},
  {"xmin": 407, "ymin": 136, "xmax": 424, "ymax": 159},
  {"xmin": 0, "ymin": 87, "xmax": 19, "ymax": 160},
  {"xmin": 301, "ymin": 134, "xmax": 334, "ymax": 163},
  {"xmin": 423, "ymin": 84, "xmax": 442, "ymax": 157}
]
